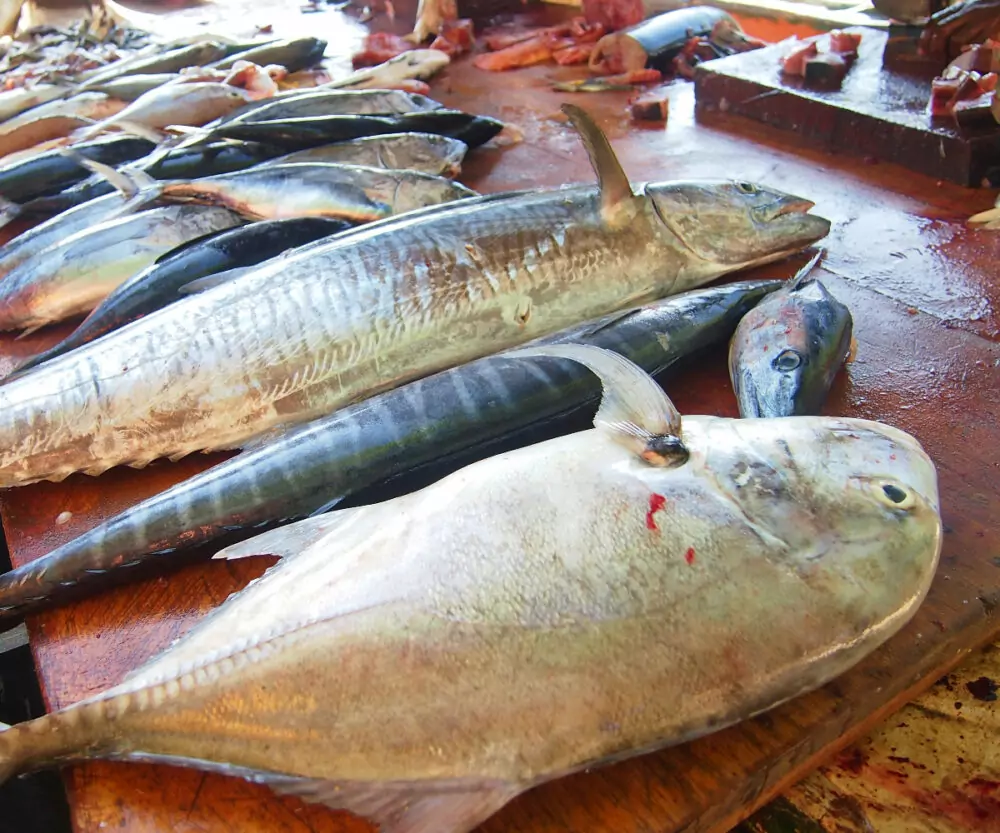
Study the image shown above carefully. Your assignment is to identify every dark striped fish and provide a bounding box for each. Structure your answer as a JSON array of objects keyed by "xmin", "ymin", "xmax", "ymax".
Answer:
[{"xmin": 0, "ymin": 279, "xmax": 780, "ymax": 626}]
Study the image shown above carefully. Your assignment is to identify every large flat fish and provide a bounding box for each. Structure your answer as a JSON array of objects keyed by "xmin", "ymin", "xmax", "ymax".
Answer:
[
  {"xmin": 0, "ymin": 278, "xmax": 779, "ymax": 623},
  {"xmin": 0, "ymin": 344, "xmax": 942, "ymax": 833},
  {"xmin": 0, "ymin": 104, "xmax": 830, "ymax": 487}
]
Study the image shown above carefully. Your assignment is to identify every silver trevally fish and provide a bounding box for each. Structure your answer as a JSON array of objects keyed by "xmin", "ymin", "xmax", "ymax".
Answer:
[
  {"xmin": 0, "ymin": 344, "xmax": 942, "ymax": 833},
  {"xmin": 0, "ymin": 104, "xmax": 830, "ymax": 487}
]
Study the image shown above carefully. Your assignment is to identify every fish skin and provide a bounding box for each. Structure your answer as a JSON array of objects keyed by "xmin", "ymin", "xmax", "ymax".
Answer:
[
  {"xmin": 76, "ymin": 41, "xmax": 230, "ymax": 90},
  {"xmin": 11, "ymin": 217, "xmax": 356, "ymax": 376},
  {"xmin": 74, "ymin": 82, "xmax": 257, "ymax": 142},
  {"xmin": 215, "ymin": 89, "xmax": 444, "ymax": 127},
  {"xmin": 0, "ymin": 365, "xmax": 941, "ymax": 833},
  {"xmin": 209, "ymin": 37, "xmax": 328, "ymax": 73},
  {"xmin": 206, "ymin": 110, "xmax": 506, "ymax": 151},
  {"xmin": 0, "ymin": 167, "xmax": 829, "ymax": 488},
  {"xmin": 0, "ymin": 92, "xmax": 127, "ymax": 135},
  {"xmin": 0, "ymin": 83, "xmax": 68, "ymax": 123},
  {"xmin": 729, "ymin": 266, "xmax": 854, "ymax": 417},
  {"xmin": 268, "ymin": 133, "xmax": 469, "ymax": 178},
  {"xmin": 0, "ymin": 134, "xmax": 154, "ymax": 203},
  {"xmin": 0, "ymin": 279, "xmax": 780, "ymax": 624},
  {"xmin": 88, "ymin": 73, "xmax": 183, "ymax": 102},
  {"xmin": 152, "ymin": 163, "xmax": 477, "ymax": 220},
  {"xmin": 0, "ymin": 205, "xmax": 243, "ymax": 331}
]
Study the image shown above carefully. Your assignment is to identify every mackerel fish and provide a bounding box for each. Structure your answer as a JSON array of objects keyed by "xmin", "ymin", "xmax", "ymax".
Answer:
[
  {"xmin": 0, "ymin": 104, "xmax": 830, "ymax": 487},
  {"xmin": 268, "ymin": 133, "xmax": 469, "ymax": 177},
  {"xmin": 0, "ymin": 344, "xmax": 942, "ymax": 833},
  {"xmin": 0, "ymin": 279, "xmax": 778, "ymax": 622}
]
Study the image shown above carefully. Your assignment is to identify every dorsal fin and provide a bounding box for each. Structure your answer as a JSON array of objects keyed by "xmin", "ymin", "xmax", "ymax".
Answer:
[
  {"xmin": 505, "ymin": 343, "xmax": 687, "ymax": 467},
  {"xmin": 787, "ymin": 247, "xmax": 824, "ymax": 290},
  {"xmin": 562, "ymin": 103, "xmax": 638, "ymax": 230}
]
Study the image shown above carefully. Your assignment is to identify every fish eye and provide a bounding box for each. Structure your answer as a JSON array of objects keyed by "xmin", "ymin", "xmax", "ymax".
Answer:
[
  {"xmin": 873, "ymin": 481, "xmax": 916, "ymax": 510},
  {"xmin": 735, "ymin": 181, "xmax": 758, "ymax": 195},
  {"xmin": 772, "ymin": 349, "xmax": 802, "ymax": 371}
]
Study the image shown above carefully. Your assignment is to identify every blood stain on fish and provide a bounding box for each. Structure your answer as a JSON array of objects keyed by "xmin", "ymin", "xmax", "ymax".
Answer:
[{"xmin": 645, "ymin": 493, "xmax": 666, "ymax": 530}]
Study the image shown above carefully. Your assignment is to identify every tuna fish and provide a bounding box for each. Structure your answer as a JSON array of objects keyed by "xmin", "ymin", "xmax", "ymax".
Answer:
[{"xmin": 0, "ymin": 344, "xmax": 942, "ymax": 833}]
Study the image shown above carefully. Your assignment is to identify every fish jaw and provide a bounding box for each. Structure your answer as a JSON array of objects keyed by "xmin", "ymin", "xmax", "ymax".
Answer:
[{"xmin": 646, "ymin": 180, "xmax": 830, "ymax": 268}]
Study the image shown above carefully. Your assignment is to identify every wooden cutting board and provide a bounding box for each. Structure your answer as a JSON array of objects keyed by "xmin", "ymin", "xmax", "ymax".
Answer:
[
  {"xmin": 1, "ymin": 5, "xmax": 1000, "ymax": 833},
  {"xmin": 694, "ymin": 27, "xmax": 1000, "ymax": 187}
]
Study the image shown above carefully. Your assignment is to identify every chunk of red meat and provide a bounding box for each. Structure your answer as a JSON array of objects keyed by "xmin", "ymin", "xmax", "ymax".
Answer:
[{"xmin": 352, "ymin": 32, "xmax": 414, "ymax": 68}]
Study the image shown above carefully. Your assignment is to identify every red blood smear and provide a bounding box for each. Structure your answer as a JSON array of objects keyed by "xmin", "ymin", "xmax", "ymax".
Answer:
[
  {"xmin": 685, "ymin": 547, "xmax": 696, "ymax": 565},
  {"xmin": 430, "ymin": 19, "xmax": 475, "ymax": 57},
  {"xmin": 646, "ymin": 493, "xmax": 666, "ymax": 530},
  {"xmin": 352, "ymin": 32, "xmax": 414, "ymax": 68}
]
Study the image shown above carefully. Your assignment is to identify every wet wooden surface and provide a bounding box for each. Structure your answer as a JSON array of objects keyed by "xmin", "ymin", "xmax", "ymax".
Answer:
[
  {"xmin": 694, "ymin": 28, "xmax": 1000, "ymax": 187},
  {"xmin": 1, "ymin": 2, "xmax": 1000, "ymax": 832}
]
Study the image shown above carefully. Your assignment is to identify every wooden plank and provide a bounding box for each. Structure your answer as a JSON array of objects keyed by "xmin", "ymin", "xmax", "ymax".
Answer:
[
  {"xmin": 1, "ymin": 6, "xmax": 1000, "ymax": 833},
  {"xmin": 693, "ymin": 28, "xmax": 1000, "ymax": 187}
]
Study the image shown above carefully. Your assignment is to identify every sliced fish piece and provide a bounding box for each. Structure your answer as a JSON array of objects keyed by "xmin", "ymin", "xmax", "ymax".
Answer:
[
  {"xmin": 0, "ymin": 345, "xmax": 942, "ymax": 833},
  {"xmin": 0, "ymin": 279, "xmax": 780, "ymax": 622},
  {"xmin": 729, "ymin": 250, "xmax": 855, "ymax": 417},
  {"xmin": 12, "ymin": 217, "xmax": 355, "ymax": 375},
  {"xmin": 0, "ymin": 105, "xmax": 829, "ymax": 487},
  {"xmin": 0, "ymin": 205, "xmax": 243, "ymax": 332}
]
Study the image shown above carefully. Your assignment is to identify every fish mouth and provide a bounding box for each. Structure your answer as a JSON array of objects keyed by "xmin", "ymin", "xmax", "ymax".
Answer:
[{"xmin": 753, "ymin": 197, "xmax": 816, "ymax": 224}]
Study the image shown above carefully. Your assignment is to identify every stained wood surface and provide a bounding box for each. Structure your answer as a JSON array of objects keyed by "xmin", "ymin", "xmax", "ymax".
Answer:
[
  {"xmin": 694, "ymin": 28, "xmax": 1000, "ymax": 187},
  {"xmin": 0, "ymin": 4, "xmax": 999, "ymax": 833}
]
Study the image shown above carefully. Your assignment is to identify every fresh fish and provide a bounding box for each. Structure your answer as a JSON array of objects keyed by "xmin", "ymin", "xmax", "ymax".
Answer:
[
  {"xmin": 729, "ymin": 250, "xmax": 855, "ymax": 417},
  {"xmin": 77, "ymin": 41, "xmax": 230, "ymax": 89},
  {"xmin": 0, "ymin": 83, "xmax": 68, "ymax": 124},
  {"xmin": 0, "ymin": 344, "xmax": 942, "ymax": 833},
  {"xmin": 0, "ymin": 104, "xmax": 829, "ymax": 487},
  {"xmin": 327, "ymin": 49, "xmax": 451, "ymax": 90},
  {"xmin": 200, "ymin": 109, "xmax": 506, "ymax": 151},
  {"xmin": 0, "ymin": 134, "xmax": 153, "ymax": 203},
  {"xmin": 209, "ymin": 37, "xmax": 327, "ymax": 73},
  {"xmin": 87, "ymin": 73, "xmax": 182, "ymax": 102},
  {"xmin": 269, "ymin": 133, "xmax": 469, "ymax": 178},
  {"xmin": 73, "ymin": 82, "xmax": 257, "ymax": 142},
  {"xmin": 0, "ymin": 279, "xmax": 780, "ymax": 622},
  {"xmin": 0, "ymin": 92, "xmax": 126, "ymax": 135},
  {"xmin": 11, "ymin": 217, "xmax": 355, "ymax": 376},
  {"xmin": 0, "ymin": 116, "xmax": 90, "ymax": 161},
  {"xmin": 101, "ymin": 161, "xmax": 477, "ymax": 222},
  {"xmin": 0, "ymin": 190, "xmax": 132, "ymax": 279},
  {"xmin": 216, "ymin": 89, "xmax": 445, "ymax": 127},
  {"xmin": 0, "ymin": 205, "xmax": 243, "ymax": 332},
  {"xmin": 8, "ymin": 141, "xmax": 286, "ymax": 221}
]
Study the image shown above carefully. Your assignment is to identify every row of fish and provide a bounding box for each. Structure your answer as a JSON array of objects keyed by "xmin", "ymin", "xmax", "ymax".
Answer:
[{"xmin": 0, "ymin": 90, "xmax": 940, "ymax": 833}]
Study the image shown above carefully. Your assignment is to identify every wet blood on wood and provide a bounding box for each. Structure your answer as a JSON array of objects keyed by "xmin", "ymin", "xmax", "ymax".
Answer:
[{"xmin": 646, "ymin": 493, "xmax": 666, "ymax": 530}]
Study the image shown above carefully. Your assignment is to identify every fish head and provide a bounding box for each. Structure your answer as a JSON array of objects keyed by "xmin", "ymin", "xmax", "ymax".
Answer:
[
  {"xmin": 729, "ymin": 278, "xmax": 854, "ymax": 417},
  {"xmin": 644, "ymin": 180, "xmax": 831, "ymax": 268},
  {"xmin": 694, "ymin": 415, "xmax": 941, "ymax": 603}
]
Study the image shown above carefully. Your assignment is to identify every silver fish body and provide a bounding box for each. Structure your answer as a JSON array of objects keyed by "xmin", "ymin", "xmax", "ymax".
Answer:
[
  {"xmin": 0, "ymin": 83, "xmax": 68, "ymax": 124},
  {"xmin": 217, "ymin": 89, "xmax": 443, "ymax": 127},
  {"xmin": 88, "ymin": 73, "xmax": 183, "ymax": 102},
  {"xmin": 270, "ymin": 133, "xmax": 469, "ymax": 178},
  {"xmin": 0, "ymin": 172, "xmax": 828, "ymax": 486},
  {"xmin": 0, "ymin": 357, "xmax": 942, "ymax": 833},
  {"xmin": 0, "ymin": 92, "xmax": 126, "ymax": 134},
  {"xmin": 0, "ymin": 205, "xmax": 243, "ymax": 331},
  {"xmin": 152, "ymin": 162, "xmax": 475, "ymax": 221}
]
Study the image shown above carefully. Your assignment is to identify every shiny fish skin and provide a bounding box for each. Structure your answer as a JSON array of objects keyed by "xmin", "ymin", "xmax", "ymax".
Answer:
[
  {"xmin": 269, "ymin": 133, "xmax": 469, "ymax": 178},
  {"xmin": 209, "ymin": 37, "xmax": 327, "ymax": 73},
  {"xmin": 0, "ymin": 206, "xmax": 243, "ymax": 332},
  {"xmin": 203, "ymin": 110, "xmax": 506, "ymax": 151},
  {"xmin": 153, "ymin": 163, "xmax": 477, "ymax": 220},
  {"xmin": 77, "ymin": 41, "xmax": 229, "ymax": 89},
  {"xmin": 0, "ymin": 92, "xmax": 127, "ymax": 135},
  {"xmin": 0, "ymin": 280, "xmax": 779, "ymax": 624},
  {"xmin": 12, "ymin": 217, "xmax": 355, "ymax": 376},
  {"xmin": 0, "ymin": 388, "xmax": 942, "ymax": 833},
  {"xmin": 0, "ymin": 135, "xmax": 154, "ymax": 203},
  {"xmin": 0, "ymin": 84, "xmax": 68, "ymax": 123},
  {"xmin": 216, "ymin": 89, "xmax": 443, "ymax": 127},
  {"xmin": 88, "ymin": 73, "xmax": 184, "ymax": 102},
  {"xmin": 729, "ymin": 270, "xmax": 854, "ymax": 417}
]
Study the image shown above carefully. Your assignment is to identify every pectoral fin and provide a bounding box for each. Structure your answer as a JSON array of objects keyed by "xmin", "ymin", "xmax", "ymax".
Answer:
[
  {"xmin": 562, "ymin": 103, "xmax": 639, "ymax": 230},
  {"xmin": 212, "ymin": 510, "xmax": 359, "ymax": 561},
  {"xmin": 786, "ymin": 247, "xmax": 824, "ymax": 290},
  {"xmin": 504, "ymin": 344, "xmax": 687, "ymax": 467}
]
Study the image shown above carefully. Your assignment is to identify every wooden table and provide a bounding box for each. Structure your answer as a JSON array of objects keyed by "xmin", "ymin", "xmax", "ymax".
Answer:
[{"xmin": 2, "ymin": 4, "xmax": 1000, "ymax": 832}]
